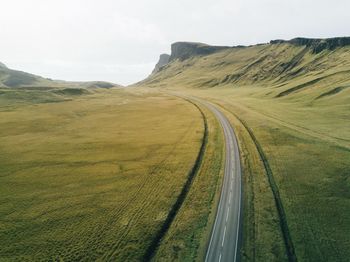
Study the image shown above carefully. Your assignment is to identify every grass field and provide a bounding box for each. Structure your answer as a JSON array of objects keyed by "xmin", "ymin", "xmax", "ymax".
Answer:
[
  {"xmin": 156, "ymin": 86, "xmax": 350, "ymax": 261},
  {"xmin": 140, "ymin": 40, "xmax": 350, "ymax": 261},
  {"xmin": 210, "ymin": 91, "xmax": 350, "ymax": 261},
  {"xmin": 153, "ymin": 101, "xmax": 224, "ymax": 261},
  {"xmin": 219, "ymin": 105, "xmax": 288, "ymax": 261},
  {"xmin": 0, "ymin": 88, "xmax": 206, "ymax": 261},
  {"xmin": 1, "ymin": 39, "xmax": 349, "ymax": 261}
]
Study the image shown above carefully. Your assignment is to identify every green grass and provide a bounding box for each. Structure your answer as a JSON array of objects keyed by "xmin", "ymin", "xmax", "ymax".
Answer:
[
  {"xmin": 0, "ymin": 88, "xmax": 205, "ymax": 261},
  {"xmin": 0, "ymin": 66, "xmax": 120, "ymax": 89},
  {"xmin": 1, "ymin": 39, "xmax": 350, "ymax": 261},
  {"xmin": 221, "ymin": 107, "xmax": 288, "ymax": 261},
  {"xmin": 169, "ymin": 88, "xmax": 349, "ymax": 261},
  {"xmin": 139, "ymin": 41, "xmax": 350, "ymax": 261},
  {"xmin": 153, "ymin": 101, "xmax": 224, "ymax": 261},
  {"xmin": 204, "ymin": 92, "xmax": 349, "ymax": 261}
]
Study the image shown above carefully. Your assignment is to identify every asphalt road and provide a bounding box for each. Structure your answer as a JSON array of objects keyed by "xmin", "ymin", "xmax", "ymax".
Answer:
[{"xmin": 200, "ymin": 100, "xmax": 242, "ymax": 262}]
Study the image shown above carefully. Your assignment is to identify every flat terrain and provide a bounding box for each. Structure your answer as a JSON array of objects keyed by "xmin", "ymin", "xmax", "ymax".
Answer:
[
  {"xmin": 151, "ymin": 98, "xmax": 224, "ymax": 261},
  {"xmin": 0, "ymin": 88, "xmax": 205, "ymax": 260}
]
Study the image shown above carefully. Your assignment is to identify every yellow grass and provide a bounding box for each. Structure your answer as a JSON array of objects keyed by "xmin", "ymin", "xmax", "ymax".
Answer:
[{"xmin": 0, "ymin": 88, "xmax": 204, "ymax": 261}]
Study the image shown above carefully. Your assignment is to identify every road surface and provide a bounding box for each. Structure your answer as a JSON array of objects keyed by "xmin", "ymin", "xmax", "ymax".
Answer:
[{"xmin": 200, "ymin": 100, "xmax": 242, "ymax": 262}]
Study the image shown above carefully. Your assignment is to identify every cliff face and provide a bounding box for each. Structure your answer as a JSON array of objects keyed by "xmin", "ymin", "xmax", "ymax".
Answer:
[
  {"xmin": 270, "ymin": 37, "xmax": 350, "ymax": 53},
  {"xmin": 169, "ymin": 42, "xmax": 231, "ymax": 61},
  {"xmin": 142, "ymin": 36, "xmax": 350, "ymax": 102},
  {"xmin": 0, "ymin": 62, "xmax": 7, "ymax": 69},
  {"xmin": 167, "ymin": 37, "xmax": 350, "ymax": 62},
  {"xmin": 150, "ymin": 42, "xmax": 231, "ymax": 75},
  {"xmin": 152, "ymin": 54, "xmax": 170, "ymax": 74},
  {"xmin": 144, "ymin": 36, "xmax": 350, "ymax": 91}
]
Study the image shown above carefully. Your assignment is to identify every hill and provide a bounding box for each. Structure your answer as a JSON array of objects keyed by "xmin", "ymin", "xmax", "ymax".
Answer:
[
  {"xmin": 0, "ymin": 62, "xmax": 121, "ymax": 89},
  {"xmin": 137, "ymin": 37, "xmax": 350, "ymax": 261},
  {"xmin": 141, "ymin": 37, "xmax": 350, "ymax": 103}
]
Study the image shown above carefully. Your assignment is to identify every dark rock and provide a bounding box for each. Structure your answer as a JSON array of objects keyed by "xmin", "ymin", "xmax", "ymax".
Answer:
[
  {"xmin": 270, "ymin": 37, "xmax": 350, "ymax": 53},
  {"xmin": 152, "ymin": 54, "xmax": 170, "ymax": 74},
  {"xmin": 169, "ymin": 42, "xmax": 231, "ymax": 61}
]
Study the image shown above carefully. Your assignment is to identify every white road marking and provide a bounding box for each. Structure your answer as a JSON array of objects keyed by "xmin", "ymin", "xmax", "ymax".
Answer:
[
  {"xmin": 222, "ymin": 226, "xmax": 227, "ymax": 246},
  {"xmin": 188, "ymin": 98, "xmax": 241, "ymax": 262}
]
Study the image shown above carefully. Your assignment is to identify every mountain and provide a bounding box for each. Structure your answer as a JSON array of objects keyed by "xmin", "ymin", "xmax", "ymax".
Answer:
[
  {"xmin": 0, "ymin": 63, "xmax": 121, "ymax": 89},
  {"xmin": 152, "ymin": 54, "xmax": 170, "ymax": 74},
  {"xmin": 142, "ymin": 37, "xmax": 350, "ymax": 102}
]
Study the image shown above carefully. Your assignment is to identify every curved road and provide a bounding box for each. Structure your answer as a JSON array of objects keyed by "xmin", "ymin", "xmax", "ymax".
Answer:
[
  {"xmin": 170, "ymin": 93, "xmax": 242, "ymax": 261},
  {"xmin": 200, "ymin": 100, "xmax": 242, "ymax": 262}
]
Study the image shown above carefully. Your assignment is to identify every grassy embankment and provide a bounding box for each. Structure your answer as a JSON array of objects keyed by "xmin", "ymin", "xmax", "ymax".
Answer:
[
  {"xmin": 0, "ymin": 87, "xmax": 207, "ymax": 261},
  {"xmin": 140, "ymin": 40, "xmax": 350, "ymax": 261},
  {"xmin": 152, "ymin": 98, "xmax": 224, "ymax": 261},
  {"xmin": 210, "ymin": 92, "xmax": 350, "ymax": 261}
]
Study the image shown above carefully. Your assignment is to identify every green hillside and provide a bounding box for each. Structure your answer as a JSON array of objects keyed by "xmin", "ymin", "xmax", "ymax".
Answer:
[
  {"xmin": 0, "ymin": 63, "xmax": 120, "ymax": 89},
  {"xmin": 137, "ymin": 37, "xmax": 350, "ymax": 261},
  {"xmin": 1, "ymin": 37, "xmax": 349, "ymax": 261},
  {"xmin": 142, "ymin": 38, "xmax": 350, "ymax": 102}
]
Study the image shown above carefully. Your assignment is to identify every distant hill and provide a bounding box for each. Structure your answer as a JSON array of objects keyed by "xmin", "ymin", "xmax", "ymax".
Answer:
[
  {"xmin": 0, "ymin": 62, "xmax": 121, "ymax": 89},
  {"xmin": 140, "ymin": 37, "xmax": 350, "ymax": 101}
]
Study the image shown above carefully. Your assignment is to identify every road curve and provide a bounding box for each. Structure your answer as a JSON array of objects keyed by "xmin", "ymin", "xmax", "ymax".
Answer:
[
  {"xmin": 199, "ymin": 100, "xmax": 242, "ymax": 262},
  {"xmin": 168, "ymin": 93, "xmax": 242, "ymax": 261}
]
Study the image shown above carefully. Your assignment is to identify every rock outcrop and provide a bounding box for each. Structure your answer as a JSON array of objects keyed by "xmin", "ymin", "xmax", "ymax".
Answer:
[
  {"xmin": 152, "ymin": 54, "xmax": 170, "ymax": 74},
  {"xmin": 270, "ymin": 37, "xmax": 350, "ymax": 53},
  {"xmin": 169, "ymin": 42, "xmax": 231, "ymax": 61}
]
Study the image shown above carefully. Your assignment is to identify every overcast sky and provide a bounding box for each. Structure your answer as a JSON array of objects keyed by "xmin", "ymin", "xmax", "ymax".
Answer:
[{"xmin": 1, "ymin": 0, "xmax": 349, "ymax": 85}]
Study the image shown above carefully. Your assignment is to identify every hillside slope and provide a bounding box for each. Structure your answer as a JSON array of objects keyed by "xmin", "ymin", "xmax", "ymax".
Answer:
[
  {"xmin": 141, "ymin": 37, "xmax": 350, "ymax": 103},
  {"xmin": 0, "ymin": 63, "xmax": 120, "ymax": 89},
  {"xmin": 137, "ymin": 37, "xmax": 350, "ymax": 261}
]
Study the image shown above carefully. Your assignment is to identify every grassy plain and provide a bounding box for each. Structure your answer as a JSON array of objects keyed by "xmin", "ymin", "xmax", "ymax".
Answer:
[
  {"xmin": 210, "ymin": 91, "xmax": 350, "ymax": 261},
  {"xmin": 161, "ymin": 86, "xmax": 350, "ymax": 261},
  {"xmin": 153, "ymin": 102, "xmax": 224, "ymax": 261},
  {"xmin": 0, "ymin": 88, "xmax": 205, "ymax": 261},
  {"xmin": 219, "ymin": 105, "xmax": 288, "ymax": 261}
]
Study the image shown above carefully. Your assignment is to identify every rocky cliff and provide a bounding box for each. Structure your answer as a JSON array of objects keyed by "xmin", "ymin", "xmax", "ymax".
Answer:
[
  {"xmin": 270, "ymin": 37, "xmax": 350, "ymax": 53},
  {"xmin": 169, "ymin": 42, "xmax": 231, "ymax": 61},
  {"xmin": 152, "ymin": 54, "xmax": 170, "ymax": 74}
]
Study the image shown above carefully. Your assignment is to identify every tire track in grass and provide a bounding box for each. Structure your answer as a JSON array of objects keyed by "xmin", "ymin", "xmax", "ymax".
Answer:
[
  {"xmin": 216, "ymin": 103, "xmax": 297, "ymax": 262},
  {"xmin": 103, "ymin": 117, "xmax": 201, "ymax": 261},
  {"xmin": 142, "ymin": 98, "xmax": 208, "ymax": 261}
]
